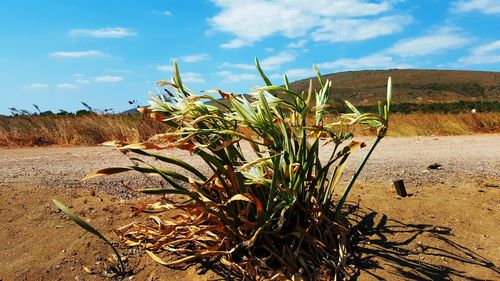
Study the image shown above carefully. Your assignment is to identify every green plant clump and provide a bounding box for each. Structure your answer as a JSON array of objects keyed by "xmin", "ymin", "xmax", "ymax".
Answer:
[{"xmin": 59, "ymin": 60, "xmax": 391, "ymax": 280}]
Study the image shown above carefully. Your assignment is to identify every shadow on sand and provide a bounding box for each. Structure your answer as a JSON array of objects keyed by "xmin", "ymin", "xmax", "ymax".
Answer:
[{"xmin": 346, "ymin": 204, "xmax": 499, "ymax": 280}]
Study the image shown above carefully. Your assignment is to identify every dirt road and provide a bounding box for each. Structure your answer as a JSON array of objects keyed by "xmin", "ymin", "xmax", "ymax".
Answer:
[{"xmin": 0, "ymin": 135, "xmax": 499, "ymax": 280}]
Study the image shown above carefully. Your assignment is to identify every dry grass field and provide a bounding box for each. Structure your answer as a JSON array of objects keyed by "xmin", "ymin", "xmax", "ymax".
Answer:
[
  {"xmin": 384, "ymin": 112, "xmax": 500, "ymax": 136},
  {"xmin": 1, "ymin": 112, "xmax": 499, "ymax": 147},
  {"xmin": 0, "ymin": 114, "xmax": 168, "ymax": 147}
]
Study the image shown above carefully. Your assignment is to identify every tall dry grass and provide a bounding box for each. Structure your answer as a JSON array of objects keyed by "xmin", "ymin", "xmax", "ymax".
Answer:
[
  {"xmin": 0, "ymin": 114, "xmax": 167, "ymax": 147},
  {"xmin": 0, "ymin": 112, "xmax": 498, "ymax": 147},
  {"xmin": 385, "ymin": 112, "xmax": 500, "ymax": 136}
]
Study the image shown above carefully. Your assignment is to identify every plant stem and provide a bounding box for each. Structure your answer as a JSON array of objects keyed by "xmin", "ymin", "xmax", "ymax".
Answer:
[
  {"xmin": 333, "ymin": 136, "xmax": 382, "ymax": 219},
  {"xmin": 109, "ymin": 242, "xmax": 126, "ymax": 274}
]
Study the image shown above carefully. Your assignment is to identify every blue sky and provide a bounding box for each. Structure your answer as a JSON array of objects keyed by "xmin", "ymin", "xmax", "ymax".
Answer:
[{"xmin": 1, "ymin": 0, "xmax": 499, "ymax": 115}]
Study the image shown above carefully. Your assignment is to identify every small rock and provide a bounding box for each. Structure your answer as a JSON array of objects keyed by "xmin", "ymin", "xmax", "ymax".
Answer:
[{"xmin": 427, "ymin": 163, "xmax": 442, "ymax": 170}]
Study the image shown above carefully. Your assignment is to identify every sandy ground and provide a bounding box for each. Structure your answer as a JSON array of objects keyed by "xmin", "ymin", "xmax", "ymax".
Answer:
[{"xmin": 0, "ymin": 135, "xmax": 499, "ymax": 280}]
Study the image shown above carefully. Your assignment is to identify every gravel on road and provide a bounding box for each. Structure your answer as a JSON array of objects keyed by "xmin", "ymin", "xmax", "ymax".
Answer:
[{"xmin": 1, "ymin": 135, "xmax": 498, "ymax": 195}]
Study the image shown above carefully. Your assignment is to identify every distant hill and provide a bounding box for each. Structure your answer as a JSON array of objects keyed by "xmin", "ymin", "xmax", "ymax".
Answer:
[
  {"xmin": 122, "ymin": 107, "xmax": 140, "ymax": 114},
  {"xmin": 134, "ymin": 69, "xmax": 500, "ymax": 114},
  {"xmin": 289, "ymin": 69, "xmax": 500, "ymax": 106}
]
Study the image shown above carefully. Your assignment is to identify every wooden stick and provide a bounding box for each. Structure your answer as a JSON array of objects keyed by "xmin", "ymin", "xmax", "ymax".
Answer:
[{"xmin": 393, "ymin": 179, "xmax": 407, "ymax": 197}]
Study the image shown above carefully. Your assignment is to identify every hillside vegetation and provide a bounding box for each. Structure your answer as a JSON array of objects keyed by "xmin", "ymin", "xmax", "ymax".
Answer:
[{"xmin": 289, "ymin": 69, "xmax": 500, "ymax": 106}]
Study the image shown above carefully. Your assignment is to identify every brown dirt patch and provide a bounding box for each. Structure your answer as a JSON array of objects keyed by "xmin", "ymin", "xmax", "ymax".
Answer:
[{"xmin": 0, "ymin": 136, "xmax": 499, "ymax": 280}]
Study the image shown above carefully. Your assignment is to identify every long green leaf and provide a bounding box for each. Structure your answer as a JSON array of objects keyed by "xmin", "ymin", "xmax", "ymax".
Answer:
[
  {"xmin": 53, "ymin": 199, "xmax": 126, "ymax": 273},
  {"xmin": 82, "ymin": 167, "xmax": 132, "ymax": 181},
  {"xmin": 333, "ymin": 137, "xmax": 382, "ymax": 218},
  {"xmin": 129, "ymin": 149, "xmax": 207, "ymax": 180},
  {"xmin": 255, "ymin": 58, "xmax": 273, "ymax": 87}
]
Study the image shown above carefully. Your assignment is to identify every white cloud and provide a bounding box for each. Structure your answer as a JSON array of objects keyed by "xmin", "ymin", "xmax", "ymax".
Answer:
[
  {"xmin": 283, "ymin": 68, "xmax": 316, "ymax": 79},
  {"xmin": 171, "ymin": 53, "xmax": 209, "ymax": 63},
  {"xmin": 95, "ymin": 75, "xmax": 123, "ymax": 82},
  {"xmin": 268, "ymin": 73, "xmax": 284, "ymax": 80},
  {"xmin": 265, "ymin": 48, "xmax": 275, "ymax": 52},
  {"xmin": 259, "ymin": 52, "xmax": 295, "ymax": 70},
  {"xmin": 182, "ymin": 72, "xmax": 206, "ymax": 83},
  {"xmin": 157, "ymin": 65, "xmax": 171, "ymax": 72},
  {"xmin": 157, "ymin": 71, "xmax": 205, "ymax": 83},
  {"xmin": 217, "ymin": 70, "xmax": 232, "ymax": 76},
  {"xmin": 210, "ymin": 0, "xmax": 402, "ymax": 47},
  {"xmin": 311, "ymin": 15, "xmax": 412, "ymax": 42},
  {"xmin": 221, "ymin": 52, "xmax": 295, "ymax": 72},
  {"xmin": 221, "ymin": 62, "xmax": 255, "ymax": 70},
  {"xmin": 49, "ymin": 50, "xmax": 106, "ymax": 58},
  {"xmin": 152, "ymin": 10, "xmax": 173, "ymax": 16},
  {"xmin": 69, "ymin": 27, "xmax": 137, "ymax": 38},
  {"xmin": 28, "ymin": 83, "xmax": 49, "ymax": 89},
  {"xmin": 57, "ymin": 83, "xmax": 77, "ymax": 89},
  {"xmin": 387, "ymin": 29, "xmax": 471, "ymax": 57},
  {"xmin": 75, "ymin": 79, "xmax": 91, "ymax": 84},
  {"xmin": 220, "ymin": 38, "xmax": 249, "ymax": 49},
  {"xmin": 216, "ymin": 70, "xmax": 259, "ymax": 83},
  {"xmin": 105, "ymin": 68, "xmax": 134, "ymax": 74},
  {"xmin": 287, "ymin": 39, "xmax": 307, "ymax": 48},
  {"xmin": 451, "ymin": 0, "xmax": 500, "ymax": 14},
  {"xmin": 317, "ymin": 53, "xmax": 412, "ymax": 71},
  {"xmin": 458, "ymin": 40, "xmax": 500, "ymax": 65}
]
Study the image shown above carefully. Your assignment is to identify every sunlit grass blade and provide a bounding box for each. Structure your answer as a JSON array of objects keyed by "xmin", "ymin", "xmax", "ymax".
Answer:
[
  {"xmin": 255, "ymin": 58, "xmax": 273, "ymax": 87},
  {"xmin": 386, "ymin": 76, "xmax": 392, "ymax": 119},
  {"xmin": 82, "ymin": 167, "xmax": 133, "ymax": 181},
  {"xmin": 128, "ymin": 148, "xmax": 207, "ymax": 180},
  {"xmin": 314, "ymin": 64, "xmax": 324, "ymax": 88}
]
